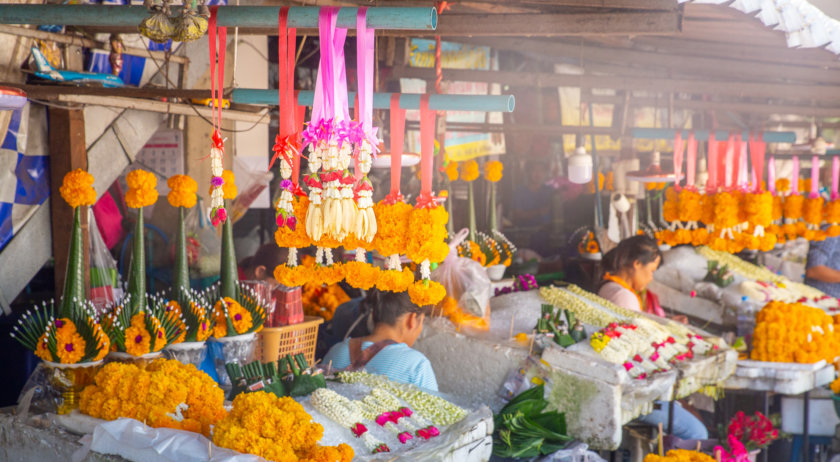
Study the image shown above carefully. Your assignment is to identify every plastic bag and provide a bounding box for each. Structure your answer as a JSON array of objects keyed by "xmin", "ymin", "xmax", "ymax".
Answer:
[
  {"xmin": 432, "ymin": 228, "xmax": 492, "ymax": 328},
  {"xmin": 89, "ymin": 208, "xmax": 123, "ymax": 314},
  {"xmin": 538, "ymin": 442, "xmax": 607, "ymax": 462},
  {"xmin": 229, "ymin": 156, "xmax": 274, "ymax": 223},
  {"xmin": 186, "ymin": 202, "xmax": 221, "ymax": 280}
]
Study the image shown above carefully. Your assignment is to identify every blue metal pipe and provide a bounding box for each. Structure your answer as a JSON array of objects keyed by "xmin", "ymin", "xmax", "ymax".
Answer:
[
  {"xmin": 232, "ymin": 89, "xmax": 515, "ymax": 112},
  {"xmin": 631, "ymin": 128, "xmax": 796, "ymax": 144},
  {"xmin": 0, "ymin": 5, "xmax": 437, "ymax": 30}
]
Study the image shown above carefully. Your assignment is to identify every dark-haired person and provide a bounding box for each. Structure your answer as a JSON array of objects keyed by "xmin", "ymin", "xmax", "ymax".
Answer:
[
  {"xmin": 322, "ymin": 289, "xmax": 438, "ymax": 391},
  {"xmin": 238, "ymin": 243, "xmax": 288, "ymax": 283},
  {"xmin": 598, "ymin": 235, "xmax": 708, "ymax": 441}
]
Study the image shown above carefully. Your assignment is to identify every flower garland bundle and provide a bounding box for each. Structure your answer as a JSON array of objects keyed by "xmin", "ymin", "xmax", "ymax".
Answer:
[
  {"xmin": 826, "ymin": 199, "xmax": 840, "ymax": 238},
  {"xmin": 102, "ymin": 296, "xmax": 180, "ymax": 356},
  {"xmin": 310, "ymin": 388, "xmax": 390, "ymax": 454},
  {"xmin": 438, "ymin": 296, "xmax": 489, "ymax": 330},
  {"xmin": 79, "ymin": 358, "xmax": 226, "ymax": 437},
  {"xmin": 358, "ymin": 388, "xmax": 440, "ymax": 443},
  {"xmin": 338, "ymin": 371, "xmax": 468, "ymax": 426},
  {"xmin": 708, "ymin": 191, "xmax": 743, "ymax": 253},
  {"xmin": 207, "ymin": 134, "xmax": 229, "ymax": 225},
  {"xmin": 125, "ymin": 169, "xmax": 159, "ymax": 209},
  {"xmin": 782, "ymin": 192, "xmax": 805, "ymax": 241},
  {"xmin": 803, "ymin": 195, "xmax": 826, "ymax": 242},
  {"xmin": 12, "ymin": 298, "xmax": 110, "ymax": 364},
  {"xmin": 404, "ymin": 206, "xmax": 449, "ymax": 306},
  {"xmin": 740, "ymin": 191, "xmax": 776, "ymax": 251},
  {"xmin": 214, "ymin": 391, "xmax": 354, "ymax": 462},
  {"xmin": 751, "ymin": 300, "xmax": 840, "ymax": 364},
  {"xmin": 211, "ymin": 292, "xmax": 266, "ymax": 338}
]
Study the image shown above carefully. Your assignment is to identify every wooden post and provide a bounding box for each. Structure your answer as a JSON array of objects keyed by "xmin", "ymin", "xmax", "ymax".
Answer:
[{"xmin": 49, "ymin": 107, "xmax": 89, "ymax": 298}]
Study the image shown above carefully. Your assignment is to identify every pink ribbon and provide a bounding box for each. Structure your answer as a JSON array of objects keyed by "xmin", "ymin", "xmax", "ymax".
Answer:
[
  {"xmin": 416, "ymin": 94, "xmax": 436, "ymax": 209},
  {"xmin": 356, "ymin": 7, "xmax": 377, "ymax": 150},
  {"xmin": 792, "ymin": 156, "xmax": 800, "ymax": 194},
  {"xmin": 810, "ymin": 155, "xmax": 820, "ymax": 198},
  {"xmin": 768, "ymin": 156, "xmax": 776, "ymax": 194},
  {"xmin": 384, "ymin": 94, "xmax": 406, "ymax": 204},
  {"xmin": 707, "ymin": 133, "xmax": 718, "ymax": 193},
  {"xmin": 832, "ymin": 156, "xmax": 839, "ymax": 200},
  {"xmin": 737, "ymin": 134, "xmax": 748, "ymax": 191},
  {"xmin": 748, "ymin": 132, "xmax": 766, "ymax": 192},
  {"xmin": 724, "ymin": 134, "xmax": 735, "ymax": 190},
  {"xmin": 685, "ymin": 132, "xmax": 697, "ymax": 190},
  {"xmin": 673, "ymin": 132, "xmax": 684, "ymax": 191}
]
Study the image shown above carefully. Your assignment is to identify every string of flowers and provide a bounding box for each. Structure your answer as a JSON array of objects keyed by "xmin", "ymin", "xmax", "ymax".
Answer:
[{"xmin": 310, "ymin": 387, "xmax": 390, "ymax": 454}]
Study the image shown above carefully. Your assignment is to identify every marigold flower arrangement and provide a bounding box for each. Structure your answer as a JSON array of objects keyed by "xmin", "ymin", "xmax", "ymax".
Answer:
[
  {"xmin": 214, "ymin": 391, "xmax": 353, "ymax": 462},
  {"xmin": 751, "ymin": 300, "xmax": 840, "ymax": 364},
  {"xmin": 484, "ymin": 160, "xmax": 503, "ymax": 183},
  {"xmin": 404, "ymin": 206, "xmax": 450, "ymax": 306},
  {"xmin": 460, "ymin": 160, "xmax": 480, "ymax": 182},
  {"xmin": 644, "ymin": 449, "xmax": 715, "ymax": 462},
  {"xmin": 12, "ymin": 298, "xmax": 110, "ymax": 364},
  {"xmin": 376, "ymin": 266, "xmax": 415, "ymax": 293},
  {"xmin": 79, "ymin": 358, "xmax": 227, "ymax": 437},
  {"xmin": 102, "ymin": 296, "xmax": 182, "ymax": 356},
  {"xmin": 445, "ymin": 161, "xmax": 459, "ymax": 182},
  {"xmin": 211, "ymin": 293, "xmax": 266, "ymax": 338},
  {"xmin": 163, "ymin": 297, "xmax": 213, "ymax": 343}
]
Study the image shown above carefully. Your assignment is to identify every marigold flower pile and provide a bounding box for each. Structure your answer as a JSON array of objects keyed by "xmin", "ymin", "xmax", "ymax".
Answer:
[{"xmin": 751, "ymin": 300, "xmax": 840, "ymax": 363}]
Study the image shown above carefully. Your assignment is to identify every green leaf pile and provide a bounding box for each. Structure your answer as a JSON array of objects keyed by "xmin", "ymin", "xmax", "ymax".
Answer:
[{"xmin": 492, "ymin": 385, "xmax": 572, "ymax": 458}]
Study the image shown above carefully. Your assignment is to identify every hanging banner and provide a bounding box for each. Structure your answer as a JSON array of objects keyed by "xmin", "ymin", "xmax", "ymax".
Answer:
[{"xmin": 402, "ymin": 39, "xmax": 505, "ymax": 162}]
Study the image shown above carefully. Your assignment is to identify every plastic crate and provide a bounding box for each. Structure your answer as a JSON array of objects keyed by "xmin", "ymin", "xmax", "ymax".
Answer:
[{"xmin": 257, "ymin": 316, "xmax": 324, "ymax": 366}]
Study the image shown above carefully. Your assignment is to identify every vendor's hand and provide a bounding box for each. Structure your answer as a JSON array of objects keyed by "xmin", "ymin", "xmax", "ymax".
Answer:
[{"xmin": 669, "ymin": 314, "xmax": 689, "ymax": 325}]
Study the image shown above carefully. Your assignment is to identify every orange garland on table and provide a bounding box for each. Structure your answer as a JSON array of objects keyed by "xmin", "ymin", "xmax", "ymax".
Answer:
[
  {"xmin": 803, "ymin": 195, "xmax": 826, "ymax": 242},
  {"xmin": 740, "ymin": 191, "xmax": 776, "ymax": 252}
]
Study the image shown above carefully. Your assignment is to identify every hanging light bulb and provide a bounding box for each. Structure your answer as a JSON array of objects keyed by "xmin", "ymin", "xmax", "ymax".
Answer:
[{"xmin": 568, "ymin": 145, "xmax": 593, "ymax": 184}]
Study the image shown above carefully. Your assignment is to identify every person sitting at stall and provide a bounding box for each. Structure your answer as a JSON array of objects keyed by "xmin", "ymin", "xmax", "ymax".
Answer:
[
  {"xmin": 238, "ymin": 243, "xmax": 288, "ymax": 283},
  {"xmin": 598, "ymin": 235, "xmax": 708, "ymax": 441},
  {"xmin": 323, "ymin": 289, "xmax": 438, "ymax": 391},
  {"xmin": 805, "ymin": 236, "xmax": 840, "ymax": 298}
]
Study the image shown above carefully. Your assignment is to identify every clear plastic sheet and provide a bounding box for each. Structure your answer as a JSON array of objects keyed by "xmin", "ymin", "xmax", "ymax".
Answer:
[
  {"xmin": 432, "ymin": 228, "xmax": 492, "ymax": 318},
  {"xmin": 538, "ymin": 442, "xmax": 608, "ymax": 462}
]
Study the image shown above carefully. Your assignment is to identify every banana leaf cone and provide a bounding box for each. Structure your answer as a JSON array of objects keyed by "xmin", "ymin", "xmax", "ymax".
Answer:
[
  {"xmin": 127, "ymin": 210, "xmax": 146, "ymax": 313},
  {"xmin": 59, "ymin": 207, "xmax": 86, "ymax": 315},
  {"xmin": 220, "ymin": 200, "xmax": 239, "ymax": 299},
  {"xmin": 172, "ymin": 207, "xmax": 190, "ymax": 301},
  {"xmin": 489, "ymin": 182, "xmax": 497, "ymax": 232},
  {"xmin": 468, "ymin": 182, "xmax": 477, "ymax": 242}
]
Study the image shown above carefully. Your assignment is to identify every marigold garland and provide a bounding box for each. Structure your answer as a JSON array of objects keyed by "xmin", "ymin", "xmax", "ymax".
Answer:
[
  {"xmin": 221, "ymin": 169, "xmax": 237, "ymax": 200},
  {"xmin": 213, "ymin": 391, "xmax": 353, "ymax": 462},
  {"xmin": 166, "ymin": 175, "xmax": 198, "ymax": 209},
  {"xmin": 313, "ymin": 263, "xmax": 346, "ymax": 286},
  {"xmin": 274, "ymin": 263, "xmax": 315, "ymax": 288},
  {"xmin": 782, "ymin": 194, "xmax": 805, "ymax": 240},
  {"xmin": 79, "ymin": 359, "xmax": 226, "ymax": 437},
  {"xmin": 275, "ymin": 195, "xmax": 312, "ymax": 249},
  {"xmin": 803, "ymin": 196, "xmax": 826, "ymax": 241},
  {"xmin": 825, "ymin": 200, "xmax": 840, "ymax": 237},
  {"xmin": 644, "ymin": 449, "xmax": 716, "ymax": 462},
  {"xmin": 461, "ymin": 160, "xmax": 480, "ymax": 182},
  {"xmin": 372, "ymin": 201, "xmax": 412, "ymax": 257},
  {"xmin": 60, "ymin": 169, "xmax": 97, "ymax": 208},
  {"xmin": 376, "ymin": 268, "xmax": 415, "ymax": 293},
  {"xmin": 751, "ymin": 300, "xmax": 840, "ymax": 364},
  {"xmin": 343, "ymin": 261, "xmax": 381, "ymax": 290},
  {"xmin": 408, "ymin": 280, "xmax": 447, "ymax": 307},
  {"xmin": 484, "ymin": 160, "xmax": 503, "ymax": 183},
  {"xmin": 404, "ymin": 207, "xmax": 450, "ymax": 265},
  {"xmin": 125, "ymin": 170, "xmax": 159, "ymax": 209}
]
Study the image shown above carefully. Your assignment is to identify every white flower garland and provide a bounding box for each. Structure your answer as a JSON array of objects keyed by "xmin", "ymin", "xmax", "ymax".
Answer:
[{"xmin": 310, "ymin": 388, "xmax": 389, "ymax": 453}]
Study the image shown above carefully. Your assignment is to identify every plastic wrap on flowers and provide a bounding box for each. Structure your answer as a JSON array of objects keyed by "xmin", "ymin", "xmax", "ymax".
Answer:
[{"xmin": 213, "ymin": 332, "xmax": 257, "ymax": 389}]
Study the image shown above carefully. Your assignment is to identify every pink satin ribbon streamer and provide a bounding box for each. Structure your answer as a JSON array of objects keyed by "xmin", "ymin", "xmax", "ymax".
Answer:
[
  {"xmin": 810, "ymin": 155, "xmax": 820, "ymax": 198},
  {"xmin": 357, "ymin": 8, "xmax": 374, "ymax": 136},
  {"xmin": 686, "ymin": 132, "xmax": 697, "ymax": 190},
  {"xmin": 416, "ymin": 94, "xmax": 436, "ymax": 208},
  {"xmin": 738, "ymin": 134, "xmax": 749, "ymax": 191},
  {"xmin": 748, "ymin": 132, "xmax": 766, "ymax": 192},
  {"xmin": 724, "ymin": 135, "xmax": 735, "ymax": 190},
  {"xmin": 386, "ymin": 94, "xmax": 406, "ymax": 203},
  {"xmin": 673, "ymin": 132, "xmax": 684, "ymax": 191},
  {"xmin": 707, "ymin": 133, "xmax": 718, "ymax": 193},
  {"xmin": 833, "ymin": 156, "xmax": 839, "ymax": 200}
]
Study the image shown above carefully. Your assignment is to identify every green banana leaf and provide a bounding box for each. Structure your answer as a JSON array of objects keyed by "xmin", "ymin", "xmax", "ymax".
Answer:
[
  {"xmin": 127, "ymin": 210, "xmax": 146, "ymax": 313},
  {"xmin": 173, "ymin": 206, "xmax": 190, "ymax": 300},
  {"xmin": 219, "ymin": 200, "xmax": 238, "ymax": 299},
  {"xmin": 60, "ymin": 207, "xmax": 86, "ymax": 315}
]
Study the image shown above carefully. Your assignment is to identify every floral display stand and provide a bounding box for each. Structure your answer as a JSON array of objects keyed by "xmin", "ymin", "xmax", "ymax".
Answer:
[{"xmin": 414, "ymin": 290, "xmax": 736, "ymax": 450}]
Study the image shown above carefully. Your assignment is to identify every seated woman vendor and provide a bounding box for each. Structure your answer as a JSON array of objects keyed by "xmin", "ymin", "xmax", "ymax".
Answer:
[
  {"xmin": 323, "ymin": 289, "xmax": 438, "ymax": 391},
  {"xmin": 599, "ymin": 235, "xmax": 708, "ymax": 440}
]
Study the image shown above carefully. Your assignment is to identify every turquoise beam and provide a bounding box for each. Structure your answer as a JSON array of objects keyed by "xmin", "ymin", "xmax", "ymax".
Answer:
[
  {"xmin": 631, "ymin": 128, "xmax": 796, "ymax": 143},
  {"xmin": 232, "ymin": 89, "xmax": 515, "ymax": 112},
  {"xmin": 0, "ymin": 5, "xmax": 437, "ymax": 30}
]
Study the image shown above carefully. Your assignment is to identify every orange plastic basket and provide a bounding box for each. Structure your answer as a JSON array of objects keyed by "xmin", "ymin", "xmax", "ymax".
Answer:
[{"xmin": 257, "ymin": 316, "xmax": 324, "ymax": 366}]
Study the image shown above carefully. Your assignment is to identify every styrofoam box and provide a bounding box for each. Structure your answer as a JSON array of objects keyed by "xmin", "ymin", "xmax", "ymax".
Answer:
[{"xmin": 781, "ymin": 388, "xmax": 840, "ymax": 437}]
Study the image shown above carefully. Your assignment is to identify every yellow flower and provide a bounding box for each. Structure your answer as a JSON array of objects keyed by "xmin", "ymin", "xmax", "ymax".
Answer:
[
  {"xmin": 59, "ymin": 169, "xmax": 97, "ymax": 208},
  {"xmin": 124, "ymin": 314, "xmax": 152, "ymax": 356},
  {"xmin": 405, "ymin": 206, "xmax": 450, "ymax": 264},
  {"xmin": 166, "ymin": 175, "xmax": 198, "ymax": 208},
  {"xmin": 376, "ymin": 268, "xmax": 415, "ymax": 292},
  {"xmin": 228, "ymin": 302, "xmax": 253, "ymax": 335},
  {"xmin": 274, "ymin": 264, "xmax": 314, "ymax": 288},
  {"xmin": 484, "ymin": 160, "xmax": 503, "ymax": 183},
  {"xmin": 127, "ymin": 170, "xmax": 157, "ymax": 190},
  {"xmin": 35, "ymin": 332, "xmax": 52, "ymax": 362},
  {"xmin": 461, "ymin": 160, "xmax": 480, "ymax": 182},
  {"xmin": 445, "ymin": 161, "xmax": 459, "ymax": 182},
  {"xmin": 55, "ymin": 319, "xmax": 86, "ymax": 364},
  {"xmin": 343, "ymin": 261, "xmax": 380, "ymax": 290},
  {"xmin": 314, "ymin": 263, "xmax": 346, "ymax": 286},
  {"xmin": 274, "ymin": 196, "xmax": 311, "ymax": 248},
  {"xmin": 373, "ymin": 201, "xmax": 413, "ymax": 257},
  {"xmin": 222, "ymin": 170, "xmax": 237, "ymax": 199},
  {"xmin": 408, "ymin": 280, "xmax": 447, "ymax": 307}
]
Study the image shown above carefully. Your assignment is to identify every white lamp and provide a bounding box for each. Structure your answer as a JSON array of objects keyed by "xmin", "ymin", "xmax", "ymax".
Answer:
[{"xmin": 568, "ymin": 146, "xmax": 593, "ymax": 184}]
